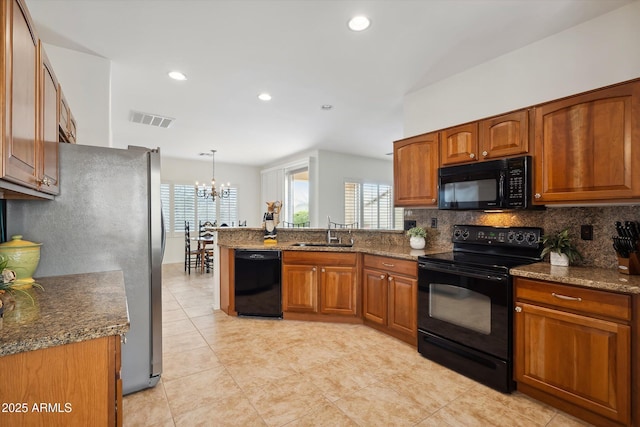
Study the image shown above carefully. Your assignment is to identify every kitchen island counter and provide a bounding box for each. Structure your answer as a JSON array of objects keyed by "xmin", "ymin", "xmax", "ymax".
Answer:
[
  {"xmin": 0, "ymin": 270, "xmax": 130, "ymax": 357},
  {"xmin": 218, "ymin": 241, "xmax": 448, "ymax": 261},
  {"xmin": 511, "ymin": 262, "xmax": 640, "ymax": 294}
]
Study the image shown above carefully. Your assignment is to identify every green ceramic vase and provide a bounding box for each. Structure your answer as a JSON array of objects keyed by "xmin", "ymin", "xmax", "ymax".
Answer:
[{"xmin": 0, "ymin": 235, "xmax": 42, "ymax": 288}]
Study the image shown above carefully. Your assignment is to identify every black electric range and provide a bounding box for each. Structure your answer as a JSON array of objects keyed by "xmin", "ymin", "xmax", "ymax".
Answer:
[{"xmin": 416, "ymin": 224, "xmax": 543, "ymax": 393}]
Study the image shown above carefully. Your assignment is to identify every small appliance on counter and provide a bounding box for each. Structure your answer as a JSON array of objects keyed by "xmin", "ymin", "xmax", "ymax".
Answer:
[{"xmin": 613, "ymin": 221, "xmax": 640, "ymax": 275}]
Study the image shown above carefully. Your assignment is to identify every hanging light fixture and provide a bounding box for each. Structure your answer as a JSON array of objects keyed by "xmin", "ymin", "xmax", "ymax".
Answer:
[{"xmin": 195, "ymin": 150, "xmax": 230, "ymax": 201}]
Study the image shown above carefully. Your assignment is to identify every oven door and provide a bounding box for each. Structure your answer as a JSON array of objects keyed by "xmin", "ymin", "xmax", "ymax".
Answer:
[{"xmin": 418, "ymin": 261, "xmax": 511, "ymax": 360}]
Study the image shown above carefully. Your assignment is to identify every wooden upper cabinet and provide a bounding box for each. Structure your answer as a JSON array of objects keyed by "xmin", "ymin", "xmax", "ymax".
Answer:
[
  {"xmin": 39, "ymin": 42, "xmax": 60, "ymax": 195},
  {"xmin": 533, "ymin": 80, "xmax": 640, "ymax": 203},
  {"xmin": 479, "ymin": 110, "xmax": 529, "ymax": 160},
  {"xmin": 2, "ymin": 0, "xmax": 39, "ymax": 189},
  {"xmin": 393, "ymin": 132, "xmax": 439, "ymax": 207},
  {"xmin": 440, "ymin": 123, "xmax": 479, "ymax": 166},
  {"xmin": 59, "ymin": 88, "xmax": 76, "ymax": 143}
]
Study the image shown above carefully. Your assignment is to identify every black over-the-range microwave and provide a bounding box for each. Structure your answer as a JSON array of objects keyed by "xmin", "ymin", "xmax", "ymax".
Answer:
[{"xmin": 438, "ymin": 155, "xmax": 535, "ymax": 210}]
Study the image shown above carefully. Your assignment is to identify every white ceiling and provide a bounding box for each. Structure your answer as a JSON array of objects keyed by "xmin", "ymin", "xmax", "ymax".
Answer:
[{"xmin": 26, "ymin": 0, "xmax": 632, "ymax": 166}]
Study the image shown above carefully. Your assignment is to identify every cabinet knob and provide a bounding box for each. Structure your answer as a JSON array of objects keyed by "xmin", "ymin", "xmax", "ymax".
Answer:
[
  {"xmin": 312, "ymin": 267, "xmax": 317, "ymax": 272},
  {"xmin": 469, "ymin": 153, "xmax": 475, "ymax": 159},
  {"xmin": 321, "ymin": 268, "xmax": 325, "ymax": 273},
  {"xmin": 515, "ymin": 306, "xmax": 522, "ymax": 313},
  {"xmin": 379, "ymin": 274, "xmax": 385, "ymax": 279},
  {"xmin": 534, "ymin": 193, "xmax": 542, "ymax": 199},
  {"xmin": 388, "ymin": 276, "xmax": 393, "ymax": 282},
  {"xmin": 37, "ymin": 177, "xmax": 51, "ymax": 187},
  {"xmin": 432, "ymin": 198, "xmax": 436, "ymax": 203},
  {"xmin": 482, "ymin": 151, "xmax": 488, "ymax": 157}
]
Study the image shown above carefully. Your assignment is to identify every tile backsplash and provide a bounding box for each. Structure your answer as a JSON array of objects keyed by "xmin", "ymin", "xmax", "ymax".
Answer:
[{"xmin": 405, "ymin": 205, "xmax": 640, "ymax": 269}]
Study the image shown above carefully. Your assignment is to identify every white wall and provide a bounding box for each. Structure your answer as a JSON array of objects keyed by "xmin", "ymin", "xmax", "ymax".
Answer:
[
  {"xmin": 42, "ymin": 43, "xmax": 111, "ymax": 146},
  {"xmin": 316, "ymin": 151, "xmax": 393, "ymax": 225},
  {"xmin": 260, "ymin": 149, "xmax": 393, "ymax": 228},
  {"xmin": 161, "ymin": 156, "xmax": 261, "ymax": 264},
  {"xmin": 403, "ymin": 1, "xmax": 640, "ymax": 137}
]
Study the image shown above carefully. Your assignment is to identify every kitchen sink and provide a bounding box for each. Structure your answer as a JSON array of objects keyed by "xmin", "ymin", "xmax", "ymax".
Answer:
[{"xmin": 290, "ymin": 242, "xmax": 353, "ymax": 248}]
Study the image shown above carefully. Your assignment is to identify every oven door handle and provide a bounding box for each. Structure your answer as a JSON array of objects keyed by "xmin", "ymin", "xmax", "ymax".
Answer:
[{"xmin": 419, "ymin": 263, "xmax": 508, "ymax": 282}]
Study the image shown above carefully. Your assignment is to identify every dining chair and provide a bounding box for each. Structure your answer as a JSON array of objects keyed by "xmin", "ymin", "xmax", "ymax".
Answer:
[
  {"xmin": 198, "ymin": 221, "xmax": 216, "ymax": 273},
  {"xmin": 184, "ymin": 221, "xmax": 201, "ymax": 274}
]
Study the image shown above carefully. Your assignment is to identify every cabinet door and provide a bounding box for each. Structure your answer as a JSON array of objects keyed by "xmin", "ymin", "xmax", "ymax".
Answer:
[
  {"xmin": 282, "ymin": 264, "xmax": 317, "ymax": 313},
  {"xmin": 39, "ymin": 43, "xmax": 59, "ymax": 194},
  {"xmin": 440, "ymin": 123, "xmax": 479, "ymax": 166},
  {"xmin": 387, "ymin": 274, "xmax": 417, "ymax": 339},
  {"xmin": 479, "ymin": 110, "xmax": 529, "ymax": 160},
  {"xmin": 320, "ymin": 266, "xmax": 357, "ymax": 316},
  {"xmin": 533, "ymin": 81, "xmax": 640, "ymax": 203},
  {"xmin": 3, "ymin": 0, "xmax": 38, "ymax": 188},
  {"xmin": 515, "ymin": 302, "xmax": 630, "ymax": 425},
  {"xmin": 393, "ymin": 132, "xmax": 439, "ymax": 207},
  {"xmin": 59, "ymin": 88, "xmax": 70, "ymax": 142},
  {"xmin": 362, "ymin": 268, "xmax": 387, "ymax": 325},
  {"xmin": 0, "ymin": 336, "xmax": 117, "ymax": 426}
]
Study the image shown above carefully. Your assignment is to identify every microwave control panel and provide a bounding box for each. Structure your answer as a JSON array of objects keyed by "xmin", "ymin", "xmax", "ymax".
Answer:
[{"xmin": 506, "ymin": 156, "xmax": 530, "ymax": 206}]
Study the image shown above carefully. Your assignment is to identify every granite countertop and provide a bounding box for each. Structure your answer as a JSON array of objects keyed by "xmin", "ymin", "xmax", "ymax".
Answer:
[
  {"xmin": 0, "ymin": 270, "xmax": 130, "ymax": 357},
  {"xmin": 511, "ymin": 263, "xmax": 640, "ymax": 294},
  {"xmin": 219, "ymin": 241, "xmax": 448, "ymax": 261}
]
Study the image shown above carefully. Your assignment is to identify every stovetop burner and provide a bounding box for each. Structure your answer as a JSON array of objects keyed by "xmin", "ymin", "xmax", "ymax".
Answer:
[{"xmin": 419, "ymin": 225, "xmax": 543, "ymax": 272}]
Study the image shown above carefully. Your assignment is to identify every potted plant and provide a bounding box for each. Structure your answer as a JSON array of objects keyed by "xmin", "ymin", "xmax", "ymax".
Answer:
[
  {"xmin": 541, "ymin": 228, "xmax": 582, "ymax": 266},
  {"xmin": 407, "ymin": 226, "xmax": 427, "ymax": 249}
]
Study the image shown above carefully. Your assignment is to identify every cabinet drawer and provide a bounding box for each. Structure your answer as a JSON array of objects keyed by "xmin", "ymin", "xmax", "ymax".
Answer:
[
  {"xmin": 363, "ymin": 255, "xmax": 416, "ymax": 278},
  {"xmin": 283, "ymin": 251, "xmax": 356, "ymax": 266},
  {"xmin": 515, "ymin": 278, "xmax": 631, "ymax": 321}
]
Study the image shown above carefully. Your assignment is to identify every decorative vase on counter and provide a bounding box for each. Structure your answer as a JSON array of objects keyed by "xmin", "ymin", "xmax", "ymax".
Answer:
[
  {"xmin": 550, "ymin": 252, "xmax": 570, "ymax": 267},
  {"xmin": 410, "ymin": 236, "xmax": 426, "ymax": 250},
  {"xmin": 0, "ymin": 235, "xmax": 42, "ymax": 288}
]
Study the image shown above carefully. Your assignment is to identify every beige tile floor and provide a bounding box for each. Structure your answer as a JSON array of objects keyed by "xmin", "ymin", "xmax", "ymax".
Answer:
[{"xmin": 123, "ymin": 263, "xmax": 593, "ymax": 427}]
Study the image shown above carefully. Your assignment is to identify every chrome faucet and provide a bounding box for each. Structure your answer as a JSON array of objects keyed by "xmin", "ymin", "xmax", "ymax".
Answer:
[{"xmin": 327, "ymin": 216, "xmax": 340, "ymax": 244}]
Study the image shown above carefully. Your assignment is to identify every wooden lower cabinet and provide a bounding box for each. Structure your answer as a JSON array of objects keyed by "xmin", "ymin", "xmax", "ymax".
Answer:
[
  {"xmin": 0, "ymin": 335, "xmax": 122, "ymax": 426},
  {"xmin": 282, "ymin": 263, "xmax": 318, "ymax": 313},
  {"xmin": 282, "ymin": 251, "xmax": 358, "ymax": 321},
  {"xmin": 363, "ymin": 255, "xmax": 417, "ymax": 345},
  {"xmin": 514, "ymin": 278, "xmax": 632, "ymax": 427}
]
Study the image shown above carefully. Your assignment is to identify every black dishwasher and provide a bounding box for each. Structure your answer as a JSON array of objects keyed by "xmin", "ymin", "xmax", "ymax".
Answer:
[{"xmin": 234, "ymin": 250, "xmax": 282, "ymax": 318}]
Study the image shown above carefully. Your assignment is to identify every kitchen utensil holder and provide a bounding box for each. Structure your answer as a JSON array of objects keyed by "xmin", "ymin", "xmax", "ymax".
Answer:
[{"xmin": 618, "ymin": 253, "xmax": 640, "ymax": 275}]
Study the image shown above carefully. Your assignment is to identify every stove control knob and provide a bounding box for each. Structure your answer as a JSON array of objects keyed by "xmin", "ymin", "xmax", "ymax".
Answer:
[
  {"xmin": 515, "ymin": 233, "xmax": 525, "ymax": 242},
  {"xmin": 462, "ymin": 230, "xmax": 470, "ymax": 239},
  {"xmin": 507, "ymin": 232, "xmax": 515, "ymax": 241},
  {"xmin": 526, "ymin": 233, "xmax": 538, "ymax": 244},
  {"xmin": 453, "ymin": 229, "xmax": 462, "ymax": 239}
]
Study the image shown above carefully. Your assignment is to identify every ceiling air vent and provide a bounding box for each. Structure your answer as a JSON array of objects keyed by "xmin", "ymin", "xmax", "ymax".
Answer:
[{"xmin": 129, "ymin": 110, "xmax": 174, "ymax": 128}]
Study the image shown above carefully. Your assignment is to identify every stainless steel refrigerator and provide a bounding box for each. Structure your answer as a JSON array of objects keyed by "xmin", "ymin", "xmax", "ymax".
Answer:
[{"xmin": 6, "ymin": 143, "xmax": 164, "ymax": 395}]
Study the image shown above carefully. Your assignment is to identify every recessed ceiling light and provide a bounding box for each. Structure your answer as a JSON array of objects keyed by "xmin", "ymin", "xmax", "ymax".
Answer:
[
  {"xmin": 348, "ymin": 16, "xmax": 370, "ymax": 32},
  {"xmin": 168, "ymin": 71, "xmax": 187, "ymax": 81},
  {"xmin": 321, "ymin": 104, "xmax": 333, "ymax": 110},
  {"xmin": 258, "ymin": 93, "xmax": 272, "ymax": 101}
]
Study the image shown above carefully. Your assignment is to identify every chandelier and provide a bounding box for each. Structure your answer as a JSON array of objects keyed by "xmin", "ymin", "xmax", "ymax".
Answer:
[{"xmin": 195, "ymin": 150, "xmax": 230, "ymax": 201}]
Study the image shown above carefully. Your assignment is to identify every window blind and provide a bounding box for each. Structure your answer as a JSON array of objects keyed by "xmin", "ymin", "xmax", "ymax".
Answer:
[
  {"xmin": 345, "ymin": 181, "xmax": 400, "ymax": 230},
  {"xmin": 174, "ymin": 184, "xmax": 196, "ymax": 233},
  {"xmin": 219, "ymin": 187, "xmax": 238, "ymax": 226}
]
